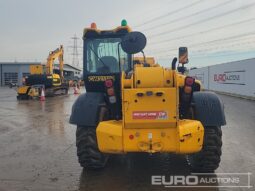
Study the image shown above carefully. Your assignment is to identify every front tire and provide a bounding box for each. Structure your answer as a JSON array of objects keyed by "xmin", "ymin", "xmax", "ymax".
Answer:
[
  {"xmin": 76, "ymin": 126, "xmax": 108, "ymax": 169},
  {"xmin": 188, "ymin": 126, "xmax": 222, "ymax": 172}
]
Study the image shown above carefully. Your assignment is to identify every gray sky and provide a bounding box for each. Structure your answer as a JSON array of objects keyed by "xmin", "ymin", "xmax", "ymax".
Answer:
[{"xmin": 0, "ymin": 0, "xmax": 255, "ymax": 68}]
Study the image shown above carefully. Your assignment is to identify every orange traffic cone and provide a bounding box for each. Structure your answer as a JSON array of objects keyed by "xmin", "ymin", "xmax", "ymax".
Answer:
[{"xmin": 40, "ymin": 88, "xmax": 46, "ymax": 101}]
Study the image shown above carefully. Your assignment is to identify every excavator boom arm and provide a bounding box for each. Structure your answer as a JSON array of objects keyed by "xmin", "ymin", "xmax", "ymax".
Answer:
[{"xmin": 46, "ymin": 45, "xmax": 64, "ymax": 80}]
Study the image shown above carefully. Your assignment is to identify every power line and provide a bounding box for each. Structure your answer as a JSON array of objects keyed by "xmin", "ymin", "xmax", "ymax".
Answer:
[
  {"xmin": 147, "ymin": 17, "xmax": 255, "ymax": 46},
  {"xmin": 134, "ymin": 0, "xmax": 204, "ymax": 28},
  {"xmin": 148, "ymin": 39, "xmax": 255, "ymax": 58},
  {"xmin": 191, "ymin": 41, "xmax": 255, "ymax": 54},
  {"xmin": 190, "ymin": 40, "xmax": 255, "ymax": 55},
  {"xmin": 190, "ymin": 51, "xmax": 255, "ymax": 59},
  {"xmin": 142, "ymin": 0, "xmax": 234, "ymax": 32},
  {"xmin": 157, "ymin": 51, "xmax": 255, "ymax": 60},
  {"xmin": 128, "ymin": 0, "xmax": 175, "ymax": 21},
  {"xmin": 147, "ymin": 31, "xmax": 255, "ymax": 54},
  {"xmin": 152, "ymin": 38, "xmax": 255, "ymax": 59},
  {"xmin": 158, "ymin": 51, "xmax": 255, "ymax": 62},
  {"xmin": 147, "ymin": 2, "xmax": 255, "ymax": 39},
  {"xmin": 156, "ymin": 40, "xmax": 255, "ymax": 59}
]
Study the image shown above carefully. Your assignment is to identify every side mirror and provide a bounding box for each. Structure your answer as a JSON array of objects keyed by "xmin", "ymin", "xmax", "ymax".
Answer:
[
  {"xmin": 121, "ymin": 32, "xmax": 147, "ymax": 54},
  {"xmin": 179, "ymin": 47, "xmax": 188, "ymax": 64},
  {"xmin": 171, "ymin": 57, "xmax": 177, "ymax": 70},
  {"xmin": 177, "ymin": 66, "xmax": 187, "ymax": 74}
]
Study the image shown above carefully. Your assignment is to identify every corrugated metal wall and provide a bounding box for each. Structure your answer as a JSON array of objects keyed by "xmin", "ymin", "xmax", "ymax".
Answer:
[{"xmin": 189, "ymin": 58, "xmax": 255, "ymax": 98}]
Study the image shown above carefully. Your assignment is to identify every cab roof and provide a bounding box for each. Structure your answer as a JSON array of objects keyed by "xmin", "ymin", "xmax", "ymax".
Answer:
[{"xmin": 83, "ymin": 25, "xmax": 131, "ymax": 39}]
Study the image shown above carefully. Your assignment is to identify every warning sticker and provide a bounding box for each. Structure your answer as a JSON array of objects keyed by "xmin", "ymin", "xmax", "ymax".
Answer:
[{"xmin": 132, "ymin": 111, "xmax": 168, "ymax": 120}]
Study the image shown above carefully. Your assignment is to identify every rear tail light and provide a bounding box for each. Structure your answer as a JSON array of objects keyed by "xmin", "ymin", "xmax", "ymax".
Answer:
[
  {"xmin": 182, "ymin": 76, "xmax": 194, "ymax": 97},
  {"xmin": 105, "ymin": 79, "xmax": 113, "ymax": 88},
  {"xmin": 105, "ymin": 79, "xmax": 116, "ymax": 103},
  {"xmin": 185, "ymin": 77, "xmax": 194, "ymax": 86}
]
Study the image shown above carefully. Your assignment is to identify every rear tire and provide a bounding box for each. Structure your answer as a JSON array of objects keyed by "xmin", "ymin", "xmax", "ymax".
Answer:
[
  {"xmin": 188, "ymin": 126, "xmax": 222, "ymax": 172},
  {"xmin": 76, "ymin": 126, "xmax": 108, "ymax": 169}
]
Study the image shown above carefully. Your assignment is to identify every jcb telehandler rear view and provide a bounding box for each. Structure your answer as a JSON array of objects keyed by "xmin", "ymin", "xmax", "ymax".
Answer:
[{"xmin": 70, "ymin": 20, "xmax": 226, "ymax": 172}]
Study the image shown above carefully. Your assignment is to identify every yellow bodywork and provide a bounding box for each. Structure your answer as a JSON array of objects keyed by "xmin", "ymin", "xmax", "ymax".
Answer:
[
  {"xmin": 17, "ymin": 86, "xmax": 39, "ymax": 97},
  {"xmin": 17, "ymin": 86, "xmax": 30, "ymax": 94},
  {"xmin": 28, "ymin": 87, "xmax": 40, "ymax": 97},
  {"xmin": 51, "ymin": 74, "xmax": 61, "ymax": 86},
  {"xmin": 97, "ymin": 120, "xmax": 203, "ymax": 154},
  {"xmin": 96, "ymin": 64, "xmax": 204, "ymax": 154},
  {"xmin": 133, "ymin": 57, "xmax": 159, "ymax": 67},
  {"xmin": 82, "ymin": 24, "xmax": 205, "ymax": 155},
  {"xmin": 30, "ymin": 65, "xmax": 44, "ymax": 75}
]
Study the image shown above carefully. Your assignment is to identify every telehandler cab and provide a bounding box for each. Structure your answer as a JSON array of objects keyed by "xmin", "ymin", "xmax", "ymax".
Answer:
[{"xmin": 70, "ymin": 20, "xmax": 226, "ymax": 172}]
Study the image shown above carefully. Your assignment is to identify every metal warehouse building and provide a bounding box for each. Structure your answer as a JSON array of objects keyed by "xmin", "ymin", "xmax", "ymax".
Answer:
[
  {"xmin": 0, "ymin": 62, "xmax": 82, "ymax": 86},
  {"xmin": 0, "ymin": 62, "xmax": 40, "ymax": 86},
  {"xmin": 53, "ymin": 64, "xmax": 82, "ymax": 81}
]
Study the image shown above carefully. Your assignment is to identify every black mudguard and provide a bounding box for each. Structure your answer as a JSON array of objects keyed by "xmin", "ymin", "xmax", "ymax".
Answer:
[
  {"xmin": 192, "ymin": 91, "xmax": 226, "ymax": 127},
  {"xmin": 69, "ymin": 92, "xmax": 105, "ymax": 126}
]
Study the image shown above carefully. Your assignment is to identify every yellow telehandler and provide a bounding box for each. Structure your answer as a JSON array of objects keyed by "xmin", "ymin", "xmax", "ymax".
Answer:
[{"xmin": 70, "ymin": 20, "xmax": 226, "ymax": 172}]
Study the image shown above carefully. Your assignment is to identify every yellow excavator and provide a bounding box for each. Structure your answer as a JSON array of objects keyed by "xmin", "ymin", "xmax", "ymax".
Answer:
[{"xmin": 17, "ymin": 45, "xmax": 69, "ymax": 100}]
